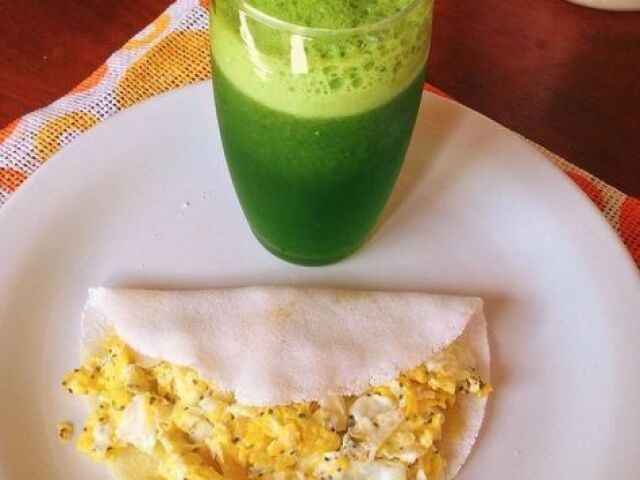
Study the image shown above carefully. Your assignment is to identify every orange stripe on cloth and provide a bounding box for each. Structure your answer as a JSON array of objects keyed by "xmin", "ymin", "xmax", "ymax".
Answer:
[
  {"xmin": 620, "ymin": 197, "xmax": 640, "ymax": 265},
  {"xmin": 71, "ymin": 63, "xmax": 108, "ymax": 94},
  {"xmin": 566, "ymin": 170, "xmax": 605, "ymax": 211},
  {"xmin": 123, "ymin": 13, "xmax": 171, "ymax": 51},
  {"xmin": 116, "ymin": 30, "xmax": 210, "ymax": 109},
  {"xmin": 34, "ymin": 112, "xmax": 100, "ymax": 162},
  {"xmin": 0, "ymin": 119, "xmax": 19, "ymax": 144},
  {"xmin": 0, "ymin": 168, "xmax": 27, "ymax": 193}
]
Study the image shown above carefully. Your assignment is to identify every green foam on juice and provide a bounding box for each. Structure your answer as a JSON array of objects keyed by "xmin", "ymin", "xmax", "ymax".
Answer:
[
  {"xmin": 212, "ymin": 0, "xmax": 432, "ymax": 118},
  {"xmin": 245, "ymin": 0, "xmax": 416, "ymax": 29}
]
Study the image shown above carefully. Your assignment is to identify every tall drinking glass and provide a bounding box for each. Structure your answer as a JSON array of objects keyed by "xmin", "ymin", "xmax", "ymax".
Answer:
[{"xmin": 210, "ymin": 0, "xmax": 434, "ymax": 265}]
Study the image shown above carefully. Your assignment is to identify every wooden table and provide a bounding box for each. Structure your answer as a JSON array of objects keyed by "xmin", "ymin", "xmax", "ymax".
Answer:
[{"xmin": 1, "ymin": 0, "xmax": 639, "ymax": 194}]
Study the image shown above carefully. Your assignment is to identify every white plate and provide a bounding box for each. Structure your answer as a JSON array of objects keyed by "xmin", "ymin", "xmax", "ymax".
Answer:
[
  {"xmin": 566, "ymin": 0, "xmax": 640, "ymax": 11},
  {"xmin": 0, "ymin": 82, "xmax": 638, "ymax": 480}
]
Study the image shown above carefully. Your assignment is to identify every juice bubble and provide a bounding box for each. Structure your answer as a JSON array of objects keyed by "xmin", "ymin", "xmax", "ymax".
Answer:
[{"xmin": 329, "ymin": 77, "xmax": 344, "ymax": 90}]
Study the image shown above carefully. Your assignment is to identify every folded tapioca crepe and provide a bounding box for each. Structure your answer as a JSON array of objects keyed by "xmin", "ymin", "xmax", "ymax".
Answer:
[{"xmin": 61, "ymin": 287, "xmax": 491, "ymax": 480}]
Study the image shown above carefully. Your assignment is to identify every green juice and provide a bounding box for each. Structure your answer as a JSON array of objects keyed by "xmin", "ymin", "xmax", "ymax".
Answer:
[
  {"xmin": 214, "ymin": 66, "xmax": 424, "ymax": 264},
  {"xmin": 211, "ymin": 0, "xmax": 433, "ymax": 265}
]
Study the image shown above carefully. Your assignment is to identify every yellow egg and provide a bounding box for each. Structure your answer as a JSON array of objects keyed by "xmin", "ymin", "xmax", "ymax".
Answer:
[
  {"xmin": 61, "ymin": 335, "xmax": 491, "ymax": 480},
  {"xmin": 405, "ymin": 365, "xmax": 430, "ymax": 384},
  {"xmin": 419, "ymin": 429, "xmax": 434, "ymax": 449},
  {"xmin": 428, "ymin": 375, "xmax": 457, "ymax": 395}
]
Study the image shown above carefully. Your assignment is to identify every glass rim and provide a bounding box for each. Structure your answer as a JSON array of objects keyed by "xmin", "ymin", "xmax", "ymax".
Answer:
[{"xmin": 226, "ymin": 0, "xmax": 428, "ymax": 37}]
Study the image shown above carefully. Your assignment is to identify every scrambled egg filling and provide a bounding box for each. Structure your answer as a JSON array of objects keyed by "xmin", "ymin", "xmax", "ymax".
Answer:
[{"xmin": 62, "ymin": 337, "xmax": 490, "ymax": 480}]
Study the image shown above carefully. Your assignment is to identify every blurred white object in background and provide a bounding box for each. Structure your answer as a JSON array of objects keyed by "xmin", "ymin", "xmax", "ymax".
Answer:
[{"xmin": 566, "ymin": 0, "xmax": 640, "ymax": 10}]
